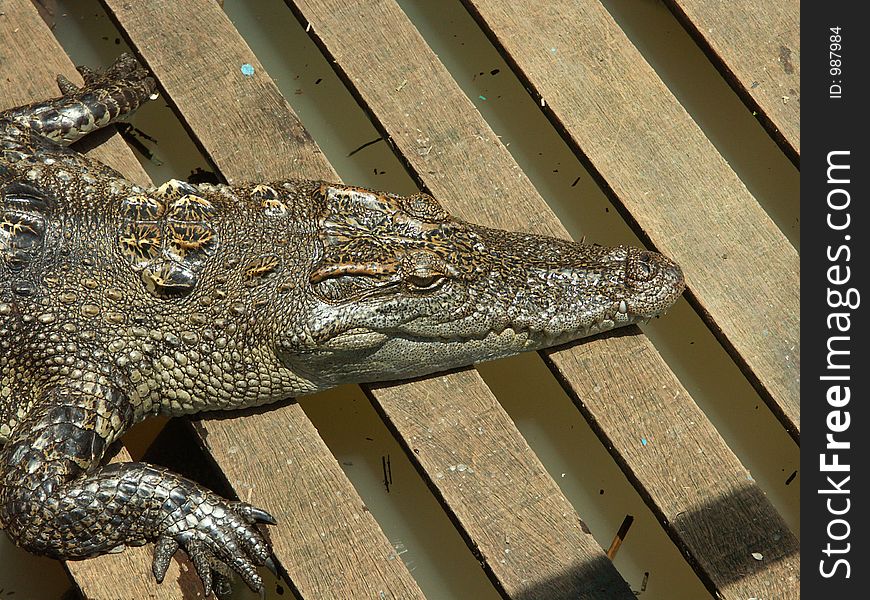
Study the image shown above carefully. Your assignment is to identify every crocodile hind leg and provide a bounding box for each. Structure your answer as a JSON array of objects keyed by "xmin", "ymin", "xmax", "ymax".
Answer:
[
  {"xmin": 0, "ymin": 52, "xmax": 157, "ymax": 145},
  {"xmin": 0, "ymin": 380, "xmax": 275, "ymax": 596}
]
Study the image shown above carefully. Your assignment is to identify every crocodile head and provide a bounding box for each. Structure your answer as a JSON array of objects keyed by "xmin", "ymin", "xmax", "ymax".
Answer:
[{"xmin": 279, "ymin": 185, "xmax": 684, "ymax": 389}]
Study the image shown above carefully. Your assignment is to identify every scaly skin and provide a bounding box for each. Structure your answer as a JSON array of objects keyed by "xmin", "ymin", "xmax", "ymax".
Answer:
[{"xmin": 0, "ymin": 54, "xmax": 684, "ymax": 596}]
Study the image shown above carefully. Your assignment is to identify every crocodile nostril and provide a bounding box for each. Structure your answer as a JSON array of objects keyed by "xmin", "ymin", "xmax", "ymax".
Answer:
[{"xmin": 627, "ymin": 252, "xmax": 656, "ymax": 282}]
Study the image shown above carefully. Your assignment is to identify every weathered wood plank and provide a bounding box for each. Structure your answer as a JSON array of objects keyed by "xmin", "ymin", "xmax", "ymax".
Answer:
[
  {"xmin": 99, "ymin": 0, "xmax": 632, "ymax": 598},
  {"xmin": 460, "ymin": 0, "xmax": 800, "ymax": 439},
  {"xmin": 370, "ymin": 370, "xmax": 633, "ymax": 599},
  {"xmin": 662, "ymin": 0, "xmax": 800, "ymax": 162},
  {"xmin": 0, "ymin": 3, "xmax": 182, "ymax": 597},
  {"xmin": 281, "ymin": 0, "xmax": 800, "ymax": 596},
  {"xmin": 544, "ymin": 338, "xmax": 800, "ymax": 597}
]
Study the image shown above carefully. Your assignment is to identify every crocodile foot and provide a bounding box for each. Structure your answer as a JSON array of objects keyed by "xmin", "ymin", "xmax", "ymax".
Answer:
[
  {"xmin": 57, "ymin": 52, "xmax": 153, "ymax": 96},
  {"xmin": 151, "ymin": 488, "xmax": 277, "ymax": 596}
]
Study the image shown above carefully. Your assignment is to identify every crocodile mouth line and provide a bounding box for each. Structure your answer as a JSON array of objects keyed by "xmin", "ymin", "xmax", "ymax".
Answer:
[
  {"xmin": 352, "ymin": 315, "xmax": 656, "ymax": 348},
  {"xmin": 318, "ymin": 299, "xmax": 664, "ymax": 349}
]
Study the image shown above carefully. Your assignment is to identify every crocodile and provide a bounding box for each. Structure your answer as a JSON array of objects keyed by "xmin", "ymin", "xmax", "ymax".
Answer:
[{"xmin": 0, "ymin": 54, "xmax": 684, "ymax": 596}]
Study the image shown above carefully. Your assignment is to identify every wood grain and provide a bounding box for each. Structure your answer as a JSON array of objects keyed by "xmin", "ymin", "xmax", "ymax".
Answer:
[
  {"xmin": 662, "ymin": 0, "xmax": 800, "ymax": 162},
  {"xmin": 371, "ymin": 370, "xmax": 632, "ymax": 598},
  {"xmin": 459, "ymin": 0, "xmax": 800, "ymax": 438},
  {"xmin": 544, "ymin": 336, "xmax": 800, "ymax": 597},
  {"xmin": 99, "ymin": 0, "xmax": 631, "ymax": 597},
  {"xmin": 282, "ymin": 0, "xmax": 800, "ymax": 596}
]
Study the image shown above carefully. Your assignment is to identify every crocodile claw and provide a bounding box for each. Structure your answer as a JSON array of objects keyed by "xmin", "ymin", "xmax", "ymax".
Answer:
[
  {"xmin": 150, "ymin": 492, "xmax": 275, "ymax": 596},
  {"xmin": 55, "ymin": 73, "xmax": 81, "ymax": 95},
  {"xmin": 75, "ymin": 64, "xmax": 99, "ymax": 85},
  {"xmin": 234, "ymin": 502, "xmax": 278, "ymax": 526},
  {"xmin": 263, "ymin": 555, "xmax": 279, "ymax": 577}
]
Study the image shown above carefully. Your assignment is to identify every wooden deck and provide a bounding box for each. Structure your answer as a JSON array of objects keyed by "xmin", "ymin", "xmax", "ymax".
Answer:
[{"xmin": 0, "ymin": 0, "xmax": 799, "ymax": 598}]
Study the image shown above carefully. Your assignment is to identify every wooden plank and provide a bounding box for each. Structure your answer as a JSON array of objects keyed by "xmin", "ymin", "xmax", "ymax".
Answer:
[
  {"xmin": 371, "ymin": 370, "xmax": 632, "ymax": 598},
  {"xmin": 544, "ymin": 340, "xmax": 800, "ymax": 597},
  {"xmin": 279, "ymin": 0, "xmax": 800, "ymax": 597},
  {"xmin": 98, "ymin": 0, "xmax": 632, "ymax": 598},
  {"xmin": 459, "ymin": 0, "xmax": 800, "ymax": 439},
  {"xmin": 662, "ymin": 0, "xmax": 800, "ymax": 163}
]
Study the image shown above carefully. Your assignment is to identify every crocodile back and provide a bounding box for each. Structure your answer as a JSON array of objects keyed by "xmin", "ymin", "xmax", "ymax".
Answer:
[{"xmin": 1, "ymin": 131, "xmax": 330, "ymax": 439}]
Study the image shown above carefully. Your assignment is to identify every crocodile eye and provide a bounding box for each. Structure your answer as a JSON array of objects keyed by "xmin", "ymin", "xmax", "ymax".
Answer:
[
  {"xmin": 400, "ymin": 251, "xmax": 448, "ymax": 291},
  {"xmin": 406, "ymin": 273, "xmax": 446, "ymax": 290}
]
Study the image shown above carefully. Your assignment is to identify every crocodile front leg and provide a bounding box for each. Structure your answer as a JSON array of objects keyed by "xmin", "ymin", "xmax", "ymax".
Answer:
[
  {"xmin": 0, "ymin": 379, "xmax": 275, "ymax": 596},
  {"xmin": 0, "ymin": 52, "xmax": 156, "ymax": 145}
]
